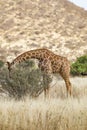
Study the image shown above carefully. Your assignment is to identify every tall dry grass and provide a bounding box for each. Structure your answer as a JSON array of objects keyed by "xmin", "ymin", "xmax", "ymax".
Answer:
[{"xmin": 0, "ymin": 77, "xmax": 87, "ymax": 130}]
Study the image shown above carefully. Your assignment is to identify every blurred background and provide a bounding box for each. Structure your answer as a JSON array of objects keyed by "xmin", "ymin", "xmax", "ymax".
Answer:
[{"xmin": 0, "ymin": 0, "xmax": 87, "ymax": 62}]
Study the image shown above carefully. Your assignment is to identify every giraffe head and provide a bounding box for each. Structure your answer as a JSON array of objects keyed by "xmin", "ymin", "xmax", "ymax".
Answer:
[{"xmin": 6, "ymin": 61, "xmax": 12, "ymax": 77}]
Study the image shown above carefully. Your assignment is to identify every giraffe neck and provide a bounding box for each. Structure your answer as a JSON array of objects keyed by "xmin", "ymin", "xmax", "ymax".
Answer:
[{"xmin": 10, "ymin": 49, "xmax": 48, "ymax": 66}]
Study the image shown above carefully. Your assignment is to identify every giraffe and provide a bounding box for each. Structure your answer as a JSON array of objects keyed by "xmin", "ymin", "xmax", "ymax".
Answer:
[{"xmin": 7, "ymin": 48, "xmax": 72, "ymax": 97}]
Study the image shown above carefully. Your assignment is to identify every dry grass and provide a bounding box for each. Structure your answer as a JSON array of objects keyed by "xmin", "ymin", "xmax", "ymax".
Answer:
[{"xmin": 0, "ymin": 77, "xmax": 87, "ymax": 130}]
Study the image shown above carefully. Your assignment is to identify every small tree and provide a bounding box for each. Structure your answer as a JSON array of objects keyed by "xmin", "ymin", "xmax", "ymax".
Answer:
[
  {"xmin": 0, "ymin": 60, "xmax": 4, "ymax": 68},
  {"xmin": 0, "ymin": 60, "xmax": 52, "ymax": 99},
  {"xmin": 71, "ymin": 55, "xmax": 87, "ymax": 75}
]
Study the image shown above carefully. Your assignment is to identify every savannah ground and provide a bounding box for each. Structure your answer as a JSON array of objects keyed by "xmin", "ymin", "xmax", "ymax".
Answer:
[{"xmin": 0, "ymin": 77, "xmax": 87, "ymax": 130}]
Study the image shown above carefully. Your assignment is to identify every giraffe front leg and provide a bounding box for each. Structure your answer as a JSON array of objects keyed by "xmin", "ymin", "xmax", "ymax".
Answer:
[
  {"xmin": 43, "ymin": 73, "xmax": 51, "ymax": 99},
  {"xmin": 39, "ymin": 59, "xmax": 52, "ymax": 98},
  {"xmin": 43, "ymin": 86, "xmax": 50, "ymax": 99}
]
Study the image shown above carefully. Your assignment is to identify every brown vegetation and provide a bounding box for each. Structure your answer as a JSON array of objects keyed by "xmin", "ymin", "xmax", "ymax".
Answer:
[{"xmin": 0, "ymin": 0, "xmax": 87, "ymax": 61}]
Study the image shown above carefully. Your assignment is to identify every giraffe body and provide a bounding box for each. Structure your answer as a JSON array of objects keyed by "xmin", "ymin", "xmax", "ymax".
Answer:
[{"xmin": 7, "ymin": 48, "xmax": 72, "ymax": 97}]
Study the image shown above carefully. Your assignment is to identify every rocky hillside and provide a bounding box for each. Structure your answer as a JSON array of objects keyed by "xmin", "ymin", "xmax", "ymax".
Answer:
[{"xmin": 0, "ymin": 0, "xmax": 87, "ymax": 62}]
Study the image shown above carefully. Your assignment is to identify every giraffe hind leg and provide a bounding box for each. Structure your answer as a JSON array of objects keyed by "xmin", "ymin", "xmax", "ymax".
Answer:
[
  {"xmin": 60, "ymin": 72, "xmax": 72, "ymax": 97},
  {"xmin": 65, "ymin": 78, "xmax": 72, "ymax": 97}
]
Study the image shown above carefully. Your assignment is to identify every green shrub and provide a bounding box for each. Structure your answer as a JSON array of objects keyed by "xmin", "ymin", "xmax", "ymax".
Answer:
[
  {"xmin": 71, "ymin": 55, "xmax": 87, "ymax": 75},
  {"xmin": 0, "ymin": 60, "xmax": 52, "ymax": 100},
  {"xmin": 0, "ymin": 60, "xmax": 4, "ymax": 68}
]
